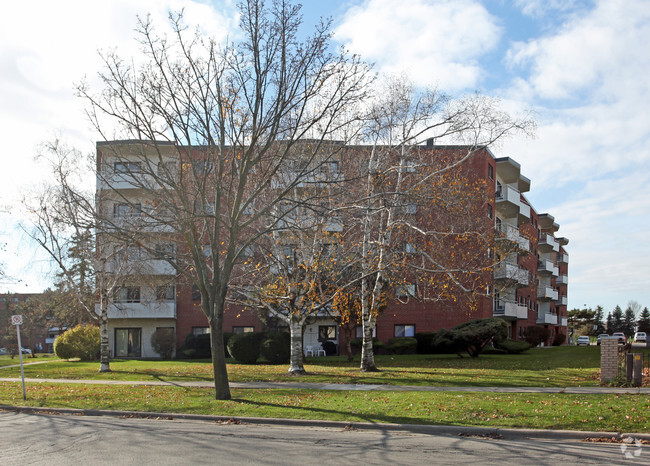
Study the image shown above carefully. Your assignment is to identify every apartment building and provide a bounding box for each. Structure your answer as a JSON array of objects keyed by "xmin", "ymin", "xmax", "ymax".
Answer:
[{"xmin": 96, "ymin": 140, "xmax": 568, "ymax": 358}]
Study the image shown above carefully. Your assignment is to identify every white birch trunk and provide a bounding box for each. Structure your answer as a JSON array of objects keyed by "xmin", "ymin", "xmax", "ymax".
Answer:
[{"xmin": 288, "ymin": 317, "xmax": 307, "ymax": 375}]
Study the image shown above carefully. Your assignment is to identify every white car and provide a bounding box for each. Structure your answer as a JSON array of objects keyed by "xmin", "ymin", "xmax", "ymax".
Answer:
[
  {"xmin": 634, "ymin": 332, "xmax": 647, "ymax": 343},
  {"xmin": 576, "ymin": 336, "xmax": 591, "ymax": 346}
]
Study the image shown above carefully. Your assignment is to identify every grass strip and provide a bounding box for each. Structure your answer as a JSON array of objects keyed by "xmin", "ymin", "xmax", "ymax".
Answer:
[
  {"xmin": 0, "ymin": 381, "xmax": 647, "ymax": 433},
  {"xmin": 0, "ymin": 347, "xmax": 605, "ymax": 387}
]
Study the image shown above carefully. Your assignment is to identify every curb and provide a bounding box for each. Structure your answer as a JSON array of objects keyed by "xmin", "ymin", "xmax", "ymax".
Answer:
[{"xmin": 2, "ymin": 404, "xmax": 648, "ymax": 442}]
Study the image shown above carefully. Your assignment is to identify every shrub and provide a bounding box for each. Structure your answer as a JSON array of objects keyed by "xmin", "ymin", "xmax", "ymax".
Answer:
[
  {"xmin": 414, "ymin": 332, "xmax": 436, "ymax": 354},
  {"xmin": 482, "ymin": 347, "xmax": 507, "ymax": 355},
  {"xmin": 525, "ymin": 326, "xmax": 551, "ymax": 347},
  {"xmin": 386, "ymin": 337, "xmax": 417, "ymax": 354},
  {"xmin": 552, "ymin": 332, "xmax": 566, "ymax": 346},
  {"xmin": 227, "ymin": 332, "xmax": 264, "ymax": 363},
  {"xmin": 260, "ymin": 332, "xmax": 290, "ymax": 363},
  {"xmin": 495, "ymin": 338, "xmax": 532, "ymax": 354},
  {"xmin": 150, "ymin": 328, "xmax": 175, "ymax": 359},
  {"xmin": 429, "ymin": 318, "xmax": 509, "ymax": 357},
  {"xmin": 54, "ymin": 325, "xmax": 100, "ymax": 361},
  {"xmin": 321, "ymin": 340, "xmax": 337, "ymax": 356}
]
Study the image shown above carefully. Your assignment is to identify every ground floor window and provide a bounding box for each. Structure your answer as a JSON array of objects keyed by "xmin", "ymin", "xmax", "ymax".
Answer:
[
  {"xmin": 115, "ymin": 328, "xmax": 141, "ymax": 357},
  {"xmin": 232, "ymin": 326, "xmax": 255, "ymax": 334},
  {"xmin": 192, "ymin": 327, "xmax": 210, "ymax": 335},
  {"xmin": 394, "ymin": 324, "xmax": 415, "ymax": 337},
  {"xmin": 318, "ymin": 325, "xmax": 337, "ymax": 341}
]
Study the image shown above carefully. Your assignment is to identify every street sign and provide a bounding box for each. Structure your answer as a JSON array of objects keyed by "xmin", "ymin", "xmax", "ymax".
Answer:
[{"xmin": 11, "ymin": 315, "xmax": 23, "ymax": 326}]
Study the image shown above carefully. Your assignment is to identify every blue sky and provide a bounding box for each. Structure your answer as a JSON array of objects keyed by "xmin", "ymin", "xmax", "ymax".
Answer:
[{"xmin": 1, "ymin": 0, "xmax": 649, "ymax": 315}]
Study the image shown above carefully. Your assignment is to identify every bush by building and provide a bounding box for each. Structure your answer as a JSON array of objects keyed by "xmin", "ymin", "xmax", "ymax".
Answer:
[
  {"xmin": 227, "ymin": 332, "xmax": 264, "ymax": 363},
  {"xmin": 150, "ymin": 328, "xmax": 175, "ymax": 359},
  {"xmin": 260, "ymin": 332, "xmax": 290, "ymax": 363},
  {"xmin": 53, "ymin": 325, "xmax": 100, "ymax": 361}
]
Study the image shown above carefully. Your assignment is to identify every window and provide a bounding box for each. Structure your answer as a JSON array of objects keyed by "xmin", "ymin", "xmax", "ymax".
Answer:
[
  {"xmin": 114, "ymin": 161, "xmax": 142, "ymax": 173},
  {"xmin": 156, "ymin": 285, "xmax": 175, "ymax": 302},
  {"xmin": 487, "ymin": 204, "xmax": 493, "ymax": 219},
  {"xmin": 115, "ymin": 328, "xmax": 141, "ymax": 357},
  {"xmin": 405, "ymin": 204, "xmax": 417, "ymax": 214},
  {"xmin": 318, "ymin": 325, "xmax": 337, "ymax": 341},
  {"xmin": 395, "ymin": 284, "xmax": 416, "ymax": 298},
  {"xmin": 404, "ymin": 242, "xmax": 417, "ymax": 254},
  {"xmin": 355, "ymin": 326, "xmax": 377, "ymax": 338},
  {"xmin": 192, "ymin": 327, "xmax": 210, "ymax": 335},
  {"xmin": 488, "ymin": 164, "xmax": 494, "ymax": 180},
  {"xmin": 156, "ymin": 243, "xmax": 175, "ymax": 260},
  {"xmin": 113, "ymin": 203, "xmax": 141, "ymax": 218},
  {"xmin": 394, "ymin": 324, "xmax": 415, "ymax": 337},
  {"xmin": 191, "ymin": 285, "xmax": 201, "ymax": 301},
  {"xmin": 115, "ymin": 286, "xmax": 140, "ymax": 303},
  {"xmin": 232, "ymin": 326, "xmax": 255, "ymax": 334}
]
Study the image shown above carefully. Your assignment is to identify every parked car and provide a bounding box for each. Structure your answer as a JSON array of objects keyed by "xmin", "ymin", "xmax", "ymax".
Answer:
[
  {"xmin": 612, "ymin": 332, "xmax": 627, "ymax": 344},
  {"xmin": 596, "ymin": 334, "xmax": 610, "ymax": 345},
  {"xmin": 576, "ymin": 336, "xmax": 591, "ymax": 346},
  {"xmin": 0, "ymin": 347, "xmax": 6, "ymax": 355},
  {"xmin": 21, "ymin": 347, "xmax": 31, "ymax": 354},
  {"xmin": 634, "ymin": 332, "xmax": 647, "ymax": 343}
]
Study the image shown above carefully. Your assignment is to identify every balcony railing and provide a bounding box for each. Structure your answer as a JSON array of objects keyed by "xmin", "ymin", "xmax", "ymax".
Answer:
[
  {"xmin": 494, "ymin": 262, "xmax": 530, "ymax": 286},
  {"xmin": 557, "ymin": 253, "xmax": 569, "ymax": 264},
  {"xmin": 537, "ymin": 286, "xmax": 558, "ymax": 300},
  {"xmin": 96, "ymin": 302, "xmax": 176, "ymax": 319},
  {"xmin": 537, "ymin": 260, "xmax": 554, "ymax": 274},
  {"xmin": 494, "ymin": 301, "xmax": 528, "ymax": 319},
  {"xmin": 536, "ymin": 313, "xmax": 558, "ymax": 325},
  {"xmin": 561, "ymin": 317, "xmax": 568, "ymax": 327},
  {"xmin": 538, "ymin": 233, "xmax": 559, "ymax": 252},
  {"xmin": 495, "ymin": 223, "xmax": 530, "ymax": 251},
  {"xmin": 557, "ymin": 295, "xmax": 568, "ymax": 306},
  {"xmin": 556, "ymin": 275, "xmax": 568, "ymax": 285}
]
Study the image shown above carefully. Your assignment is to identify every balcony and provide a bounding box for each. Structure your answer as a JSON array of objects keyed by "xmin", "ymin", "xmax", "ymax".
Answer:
[
  {"xmin": 537, "ymin": 260, "xmax": 554, "ymax": 275},
  {"xmin": 96, "ymin": 301, "xmax": 176, "ymax": 319},
  {"xmin": 494, "ymin": 301, "xmax": 528, "ymax": 320},
  {"xmin": 556, "ymin": 275, "xmax": 568, "ymax": 285},
  {"xmin": 537, "ymin": 286, "xmax": 558, "ymax": 301},
  {"xmin": 557, "ymin": 295, "xmax": 568, "ymax": 306},
  {"xmin": 495, "ymin": 223, "xmax": 530, "ymax": 251},
  {"xmin": 495, "ymin": 185, "xmax": 521, "ymax": 218},
  {"xmin": 561, "ymin": 317, "xmax": 568, "ymax": 327},
  {"xmin": 538, "ymin": 233, "xmax": 559, "ymax": 253},
  {"xmin": 106, "ymin": 258, "xmax": 176, "ymax": 276},
  {"xmin": 536, "ymin": 312, "xmax": 558, "ymax": 325},
  {"xmin": 494, "ymin": 262, "xmax": 530, "ymax": 286},
  {"xmin": 518, "ymin": 203, "xmax": 531, "ymax": 221},
  {"xmin": 557, "ymin": 253, "xmax": 569, "ymax": 264}
]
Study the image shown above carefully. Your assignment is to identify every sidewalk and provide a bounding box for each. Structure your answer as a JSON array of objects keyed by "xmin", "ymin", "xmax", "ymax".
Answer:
[{"xmin": 1, "ymin": 377, "xmax": 648, "ymax": 394}]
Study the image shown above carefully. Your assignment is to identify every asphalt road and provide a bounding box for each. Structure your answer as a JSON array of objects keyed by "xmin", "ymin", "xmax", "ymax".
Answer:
[{"xmin": 0, "ymin": 411, "xmax": 643, "ymax": 465}]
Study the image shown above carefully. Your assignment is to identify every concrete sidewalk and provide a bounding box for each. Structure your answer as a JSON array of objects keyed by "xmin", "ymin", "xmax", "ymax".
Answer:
[{"xmin": 1, "ymin": 377, "xmax": 648, "ymax": 394}]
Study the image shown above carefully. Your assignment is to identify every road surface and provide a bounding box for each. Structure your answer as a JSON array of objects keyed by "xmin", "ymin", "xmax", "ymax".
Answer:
[{"xmin": 0, "ymin": 411, "xmax": 642, "ymax": 465}]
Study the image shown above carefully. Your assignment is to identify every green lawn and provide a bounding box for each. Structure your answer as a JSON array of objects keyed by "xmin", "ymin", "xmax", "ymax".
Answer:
[
  {"xmin": 0, "ymin": 354, "xmax": 58, "ymax": 367},
  {"xmin": 0, "ymin": 347, "xmax": 603, "ymax": 387},
  {"xmin": 0, "ymin": 381, "xmax": 647, "ymax": 433}
]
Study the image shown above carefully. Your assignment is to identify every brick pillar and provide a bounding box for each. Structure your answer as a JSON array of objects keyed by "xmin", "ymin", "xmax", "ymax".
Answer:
[{"xmin": 600, "ymin": 338, "xmax": 619, "ymax": 383}]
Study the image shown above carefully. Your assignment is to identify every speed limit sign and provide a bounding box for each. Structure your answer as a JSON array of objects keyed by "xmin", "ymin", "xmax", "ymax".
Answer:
[{"xmin": 11, "ymin": 315, "xmax": 23, "ymax": 326}]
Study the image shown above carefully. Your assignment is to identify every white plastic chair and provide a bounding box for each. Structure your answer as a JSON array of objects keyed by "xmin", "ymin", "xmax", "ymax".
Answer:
[{"xmin": 305, "ymin": 345, "xmax": 325, "ymax": 357}]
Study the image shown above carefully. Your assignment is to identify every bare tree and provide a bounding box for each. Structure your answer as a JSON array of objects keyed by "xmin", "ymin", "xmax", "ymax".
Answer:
[
  {"xmin": 346, "ymin": 77, "xmax": 535, "ymax": 372},
  {"xmin": 24, "ymin": 140, "xmax": 149, "ymax": 372},
  {"xmin": 80, "ymin": 1, "xmax": 370, "ymax": 399}
]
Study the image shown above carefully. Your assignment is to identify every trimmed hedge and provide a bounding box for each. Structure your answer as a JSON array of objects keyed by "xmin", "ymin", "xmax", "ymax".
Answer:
[
  {"xmin": 227, "ymin": 332, "xmax": 264, "ymax": 364},
  {"xmin": 495, "ymin": 338, "xmax": 532, "ymax": 354},
  {"xmin": 386, "ymin": 337, "xmax": 417, "ymax": 354},
  {"xmin": 429, "ymin": 318, "xmax": 509, "ymax": 357},
  {"xmin": 414, "ymin": 332, "xmax": 436, "ymax": 354},
  {"xmin": 260, "ymin": 332, "xmax": 290, "ymax": 363},
  {"xmin": 54, "ymin": 325, "xmax": 100, "ymax": 361}
]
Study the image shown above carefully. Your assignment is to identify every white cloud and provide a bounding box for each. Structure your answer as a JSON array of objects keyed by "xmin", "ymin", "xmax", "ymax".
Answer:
[
  {"xmin": 335, "ymin": 0, "xmax": 501, "ymax": 91},
  {"xmin": 513, "ymin": 0, "xmax": 579, "ymax": 18}
]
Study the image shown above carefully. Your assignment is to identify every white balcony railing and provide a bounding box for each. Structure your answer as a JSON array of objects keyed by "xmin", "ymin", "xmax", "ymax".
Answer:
[
  {"xmin": 496, "ymin": 223, "xmax": 530, "ymax": 251},
  {"xmin": 557, "ymin": 253, "xmax": 569, "ymax": 264},
  {"xmin": 557, "ymin": 295, "xmax": 568, "ymax": 306},
  {"xmin": 536, "ymin": 313, "xmax": 558, "ymax": 325},
  {"xmin": 96, "ymin": 302, "xmax": 176, "ymax": 319},
  {"xmin": 556, "ymin": 275, "xmax": 568, "ymax": 285},
  {"xmin": 538, "ymin": 233, "xmax": 560, "ymax": 252},
  {"xmin": 518, "ymin": 203, "xmax": 531, "ymax": 220},
  {"xmin": 537, "ymin": 260, "xmax": 554, "ymax": 274},
  {"xmin": 494, "ymin": 262, "xmax": 529, "ymax": 286},
  {"xmin": 494, "ymin": 302, "xmax": 528, "ymax": 319},
  {"xmin": 537, "ymin": 286, "xmax": 558, "ymax": 300},
  {"xmin": 561, "ymin": 318, "xmax": 568, "ymax": 327}
]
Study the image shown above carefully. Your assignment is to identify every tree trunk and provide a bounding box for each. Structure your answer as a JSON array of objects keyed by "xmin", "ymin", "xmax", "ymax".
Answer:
[
  {"xmin": 360, "ymin": 316, "xmax": 378, "ymax": 372},
  {"xmin": 98, "ymin": 299, "xmax": 111, "ymax": 373},
  {"xmin": 209, "ymin": 308, "xmax": 231, "ymax": 400},
  {"xmin": 288, "ymin": 317, "xmax": 306, "ymax": 375}
]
